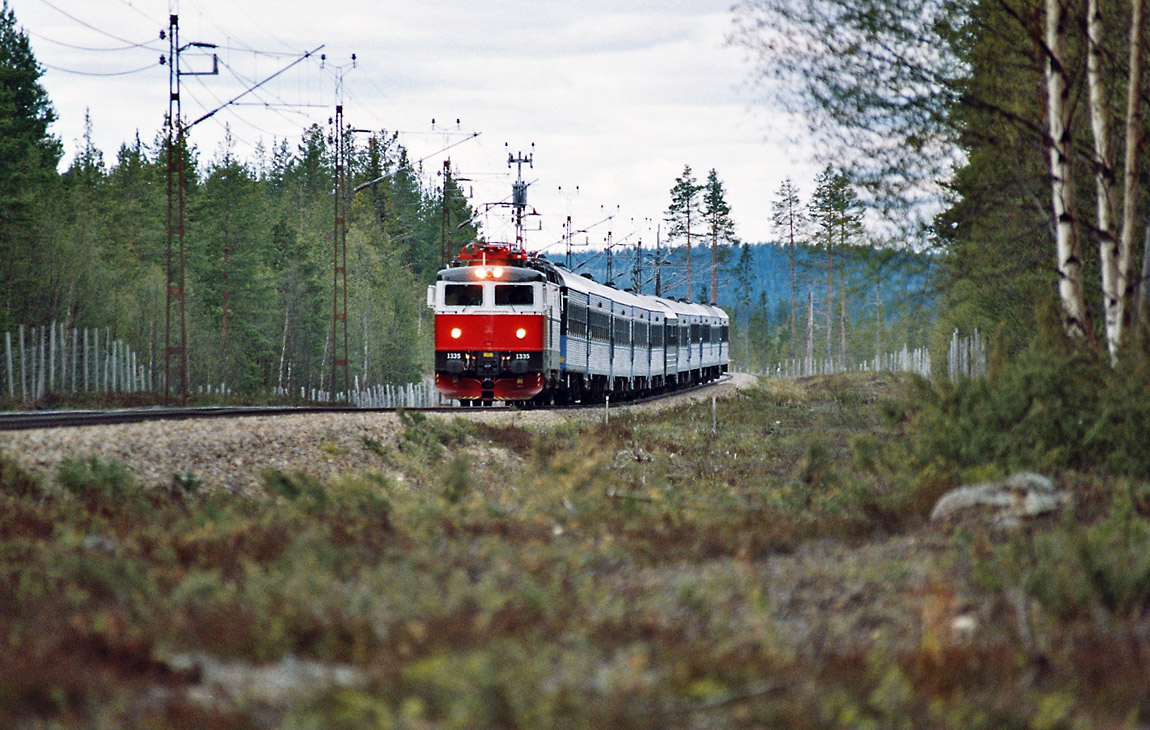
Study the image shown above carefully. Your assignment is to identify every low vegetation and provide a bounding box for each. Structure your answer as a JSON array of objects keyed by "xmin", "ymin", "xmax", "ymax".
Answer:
[{"xmin": 2, "ymin": 360, "xmax": 1149, "ymax": 728}]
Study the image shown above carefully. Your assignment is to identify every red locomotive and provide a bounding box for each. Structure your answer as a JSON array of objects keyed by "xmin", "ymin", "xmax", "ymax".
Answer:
[
  {"xmin": 430, "ymin": 242, "xmax": 549, "ymax": 402},
  {"xmin": 428, "ymin": 152, "xmax": 728, "ymax": 406}
]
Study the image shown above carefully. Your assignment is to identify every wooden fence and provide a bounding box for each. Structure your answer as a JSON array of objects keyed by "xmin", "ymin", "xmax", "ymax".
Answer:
[
  {"xmin": 275, "ymin": 377, "xmax": 451, "ymax": 408},
  {"xmin": 2, "ymin": 322, "xmax": 451, "ymax": 408},
  {"xmin": 3, "ymin": 323, "xmax": 154, "ymax": 402},
  {"xmin": 947, "ymin": 328, "xmax": 986, "ymax": 379},
  {"xmin": 758, "ymin": 329, "xmax": 985, "ymax": 381}
]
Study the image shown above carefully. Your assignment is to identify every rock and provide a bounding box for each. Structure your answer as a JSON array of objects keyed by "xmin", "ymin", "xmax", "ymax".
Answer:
[
  {"xmin": 163, "ymin": 652, "xmax": 365, "ymax": 706},
  {"xmin": 613, "ymin": 447, "xmax": 653, "ymax": 466},
  {"xmin": 930, "ymin": 471, "xmax": 1070, "ymax": 525}
]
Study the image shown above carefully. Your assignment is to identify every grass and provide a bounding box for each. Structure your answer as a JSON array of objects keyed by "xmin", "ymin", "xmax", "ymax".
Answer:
[{"xmin": 1, "ymin": 372, "xmax": 1147, "ymax": 729}]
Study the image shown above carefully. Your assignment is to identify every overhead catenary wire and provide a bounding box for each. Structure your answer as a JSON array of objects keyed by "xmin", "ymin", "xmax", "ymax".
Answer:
[
  {"xmin": 26, "ymin": 30, "xmax": 164, "ymax": 53},
  {"xmin": 184, "ymin": 45, "xmax": 324, "ymax": 131},
  {"xmin": 36, "ymin": 0, "xmax": 157, "ymax": 49},
  {"xmin": 39, "ymin": 61, "xmax": 159, "ymax": 77},
  {"xmin": 218, "ymin": 58, "xmax": 325, "ymax": 129},
  {"xmin": 183, "ymin": 0, "xmax": 299, "ymax": 56}
]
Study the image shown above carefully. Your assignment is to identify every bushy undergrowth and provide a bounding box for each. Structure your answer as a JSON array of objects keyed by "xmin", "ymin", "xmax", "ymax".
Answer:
[
  {"xmin": 1, "ymin": 369, "xmax": 1147, "ymax": 729},
  {"xmin": 57, "ymin": 455, "xmax": 139, "ymax": 498},
  {"xmin": 902, "ymin": 328, "xmax": 1150, "ymax": 481},
  {"xmin": 975, "ymin": 484, "xmax": 1150, "ymax": 618}
]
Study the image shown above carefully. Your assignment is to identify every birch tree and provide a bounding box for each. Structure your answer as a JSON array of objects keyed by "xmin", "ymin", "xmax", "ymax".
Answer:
[
  {"xmin": 1114, "ymin": 0, "xmax": 1145, "ymax": 349},
  {"xmin": 1050, "ymin": 0, "xmax": 1145, "ymax": 353},
  {"xmin": 734, "ymin": 0, "xmax": 1149, "ymax": 357},
  {"xmin": 1044, "ymin": 0, "xmax": 1092, "ymax": 341}
]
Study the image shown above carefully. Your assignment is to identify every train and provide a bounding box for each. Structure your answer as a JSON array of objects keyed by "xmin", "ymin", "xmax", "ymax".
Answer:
[{"xmin": 428, "ymin": 241, "xmax": 729, "ymax": 406}]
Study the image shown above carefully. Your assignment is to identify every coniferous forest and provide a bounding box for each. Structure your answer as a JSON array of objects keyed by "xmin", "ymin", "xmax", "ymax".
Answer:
[
  {"xmin": 1, "ymin": 112, "xmax": 477, "ymax": 397},
  {"xmin": 0, "ymin": 4, "xmax": 479, "ymax": 399}
]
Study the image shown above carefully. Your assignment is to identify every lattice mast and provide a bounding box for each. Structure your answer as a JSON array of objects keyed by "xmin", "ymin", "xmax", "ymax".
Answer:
[{"xmin": 507, "ymin": 145, "xmax": 533, "ymax": 250}]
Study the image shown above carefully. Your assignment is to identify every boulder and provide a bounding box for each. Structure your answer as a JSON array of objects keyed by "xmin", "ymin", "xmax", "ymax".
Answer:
[{"xmin": 930, "ymin": 471, "xmax": 1071, "ymax": 525}]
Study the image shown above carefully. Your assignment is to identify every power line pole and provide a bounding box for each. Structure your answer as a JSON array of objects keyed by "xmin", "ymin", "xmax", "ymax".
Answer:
[
  {"xmin": 163, "ymin": 14, "xmax": 217, "ymax": 405},
  {"xmin": 558, "ymin": 184, "xmax": 579, "ymax": 269},
  {"xmin": 655, "ymin": 225, "xmax": 663, "ymax": 297},
  {"xmin": 162, "ymin": 18, "xmax": 320, "ymax": 404},
  {"xmin": 331, "ymin": 102, "xmax": 349, "ymax": 400},
  {"xmin": 441, "ymin": 158, "xmax": 451, "ymax": 266},
  {"xmin": 327, "ymin": 54, "xmax": 355, "ymax": 401},
  {"xmin": 632, "ymin": 238, "xmax": 643, "ymax": 294}
]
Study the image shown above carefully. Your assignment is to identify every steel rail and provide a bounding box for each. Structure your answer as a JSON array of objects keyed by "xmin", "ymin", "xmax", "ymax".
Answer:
[{"xmin": 0, "ymin": 374, "xmax": 731, "ymax": 431}]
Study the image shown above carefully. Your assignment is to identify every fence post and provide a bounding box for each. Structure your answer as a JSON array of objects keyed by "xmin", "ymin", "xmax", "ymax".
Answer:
[
  {"xmin": 37, "ymin": 325, "xmax": 46, "ymax": 400},
  {"xmin": 19, "ymin": 325, "xmax": 26, "ymax": 402},
  {"xmin": 5, "ymin": 331, "xmax": 12, "ymax": 401},
  {"xmin": 49, "ymin": 321, "xmax": 56, "ymax": 394},
  {"xmin": 94, "ymin": 328, "xmax": 101, "ymax": 393}
]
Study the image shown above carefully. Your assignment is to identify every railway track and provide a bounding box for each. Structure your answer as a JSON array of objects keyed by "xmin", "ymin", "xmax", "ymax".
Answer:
[{"xmin": 0, "ymin": 375, "xmax": 732, "ymax": 431}]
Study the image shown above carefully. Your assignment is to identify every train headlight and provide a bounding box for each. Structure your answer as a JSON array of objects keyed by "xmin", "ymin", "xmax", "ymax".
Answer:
[
  {"xmin": 451, "ymin": 327, "xmax": 462, "ymax": 339},
  {"xmin": 475, "ymin": 267, "xmax": 489, "ymax": 279},
  {"xmin": 492, "ymin": 266, "xmax": 504, "ymax": 278},
  {"xmin": 515, "ymin": 327, "xmax": 527, "ymax": 339}
]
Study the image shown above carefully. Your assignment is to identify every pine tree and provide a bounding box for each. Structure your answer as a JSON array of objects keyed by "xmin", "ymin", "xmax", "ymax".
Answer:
[
  {"xmin": 702, "ymin": 168, "xmax": 737, "ymax": 305},
  {"xmin": 771, "ymin": 177, "xmax": 803, "ymax": 362},
  {"xmin": 665, "ymin": 165, "xmax": 702, "ymax": 301},
  {"xmin": 809, "ymin": 165, "xmax": 862, "ymax": 364}
]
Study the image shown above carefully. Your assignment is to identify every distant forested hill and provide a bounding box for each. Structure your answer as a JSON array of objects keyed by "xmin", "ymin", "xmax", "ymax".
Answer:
[
  {"xmin": 552, "ymin": 242, "xmax": 936, "ymax": 368},
  {"xmin": 554, "ymin": 242, "xmax": 934, "ymax": 323}
]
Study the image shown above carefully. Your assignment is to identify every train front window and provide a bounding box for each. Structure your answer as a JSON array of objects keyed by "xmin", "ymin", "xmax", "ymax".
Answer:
[
  {"xmin": 444, "ymin": 284, "xmax": 483, "ymax": 307},
  {"xmin": 495, "ymin": 284, "xmax": 534, "ymax": 306}
]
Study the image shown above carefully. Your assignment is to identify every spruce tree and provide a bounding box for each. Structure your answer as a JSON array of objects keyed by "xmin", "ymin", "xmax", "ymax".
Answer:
[{"xmin": 0, "ymin": 0, "xmax": 62, "ymax": 329}]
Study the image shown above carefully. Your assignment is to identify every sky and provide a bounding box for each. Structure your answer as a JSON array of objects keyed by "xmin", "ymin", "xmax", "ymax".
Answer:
[{"xmin": 9, "ymin": 0, "xmax": 819, "ymax": 249}]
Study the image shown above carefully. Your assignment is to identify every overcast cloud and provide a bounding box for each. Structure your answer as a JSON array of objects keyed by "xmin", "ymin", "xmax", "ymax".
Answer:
[{"xmin": 10, "ymin": 0, "xmax": 818, "ymax": 246}]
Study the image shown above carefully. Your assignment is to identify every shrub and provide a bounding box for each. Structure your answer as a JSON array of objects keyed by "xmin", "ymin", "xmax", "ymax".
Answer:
[
  {"xmin": 975, "ymin": 486, "xmax": 1150, "ymax": 618},
  {"xmin": 57, "ymin": 455, "xmax": 139, "ymax": 499},
  {"xmin": 261, "ymin": 469, "xmax": 327, "ymax": 508},
  {"xmin": 397, "ymin": 409, "xmax": 473, "ymax": 458},
  {"xmin": 905, "ymin": 330, "xmax": 1150, "ymax": 479},
  {"xmin": 0, "ymin": 451, "xmax": 44, "ymax": 497},
  {"xmin": 443, "ymin": 453, "xmax": 473, "ymax": 505},
  {"xmin": 172, "ymin": 471, "xmax": 203, "ymax": 494}
]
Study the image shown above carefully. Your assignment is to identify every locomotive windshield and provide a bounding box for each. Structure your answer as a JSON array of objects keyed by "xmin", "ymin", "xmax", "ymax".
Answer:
[
  {"xmin": 494, "ymin": 284, "xmax": 534, "ymax": 306},
  {"xmin": 444, "ymin": 284, "xmax": 483, "ymax": 307}
]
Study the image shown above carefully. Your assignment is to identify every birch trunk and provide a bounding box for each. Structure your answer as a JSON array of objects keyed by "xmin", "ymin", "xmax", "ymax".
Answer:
[
  {"xmin": 1117, "ymin": 0, "xmax": 1146, "ymax": 342},
  {"xmin": 1045, "ymin": 0, "xmax": 1092, "ymax": 340},
  {"xmin": 1087, "ymin": 0, "xmax": 1120, "ymax": 357}
]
